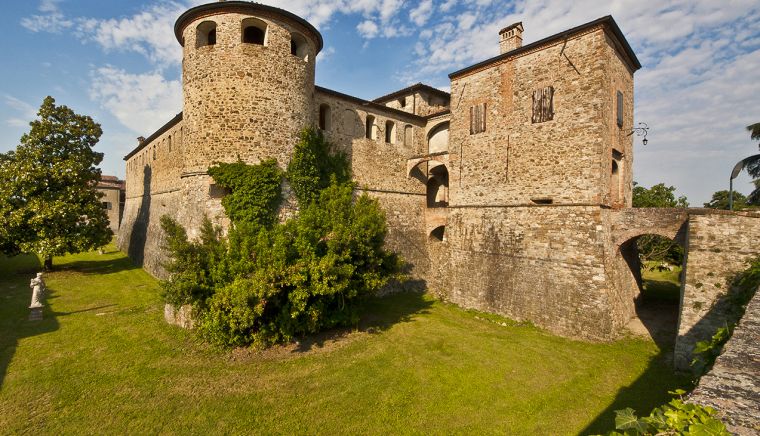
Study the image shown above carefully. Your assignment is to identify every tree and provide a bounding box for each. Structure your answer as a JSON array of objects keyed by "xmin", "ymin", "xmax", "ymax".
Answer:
[
  {"xmin": 0, "ymin": 96, "xmax": 112, "ymax": 269},
  {"xmin": 632, "ymin": 182, "xmax": 689, "ymax": 208},
  {"xmin": 704, "ymin": 190, "xmax": 749, "ymax": 210},
  {"xmin": 632, "ymin": 182, "xmax": 688, "ymax": 265},
  {"xmin": 744, "ymin": 123, "xmax": 760, "ymax": 204}
]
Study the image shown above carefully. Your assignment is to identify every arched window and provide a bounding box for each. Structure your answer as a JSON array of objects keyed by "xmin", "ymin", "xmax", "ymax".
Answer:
[
  {"xmin": 290, "ymin": 33, "xmax": 309, "ymax": 61},
  {"xmin": 196, "ymin": 21, "xmax": 217, "ymax": 48},
  {"xmin": 426, "ymin": 164, "xmax": 449, "ymax": 208},
  {"xmin": 427, "ymin": 122, "xmax": 449, "ymax": 153},
  {"xmin": 404, "ymin": 125, "xmax": 413, "ymax": 147},
  {"xmin": 385, "ymin": 121, "xmax": 396, "ymax": 144},
  {"xmin": 365, "ymin": 115, "xmax": 376, "ymax": 140},
  {"xmin": 318, "ymin": 104, "xmax": 331, "ymax": 131},
  {"xmin": 242, "ymin": 18, "xmax": 266, "ymax": 45}
]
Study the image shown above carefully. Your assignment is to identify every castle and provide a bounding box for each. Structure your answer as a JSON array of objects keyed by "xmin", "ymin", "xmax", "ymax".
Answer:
[{"xmin": 118, "ymin": 1, "xmax": 760, "ymax": 366}]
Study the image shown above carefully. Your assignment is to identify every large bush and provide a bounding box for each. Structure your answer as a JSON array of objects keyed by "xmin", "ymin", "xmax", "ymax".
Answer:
[{"xmin": 161, "ymin": 129, "xmax": 402, "ymax": 347}]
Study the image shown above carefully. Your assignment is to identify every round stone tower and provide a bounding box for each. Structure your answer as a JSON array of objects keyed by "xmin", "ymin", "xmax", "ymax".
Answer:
[{"xmin": 175, "ymin": 1, "xmax": 323, "ymax": 173}]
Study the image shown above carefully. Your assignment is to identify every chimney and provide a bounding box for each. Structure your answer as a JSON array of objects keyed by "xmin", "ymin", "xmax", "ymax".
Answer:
[{"xmin": 499, "ymin": 22, "xmax": 523, "ymax": 54}]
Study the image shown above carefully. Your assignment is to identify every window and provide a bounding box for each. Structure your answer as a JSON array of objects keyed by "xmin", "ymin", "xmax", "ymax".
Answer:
[
  {"xmin": 470, "ymin": 103, "xmax": 486, "ymax": 134},
  {"xmin": 385, "ymin": 120, "xmax": 396, "ymax": 144},
  {"xmin": 365, "ymin": 115, "xmax": 376, "ymax": 140},
  {"xmin": 102, "ymin": 202, "xmax": 112, "ymax": 210},
  {"xmin": 318, "ymin": 104, "xmax": 331, "ymax": 131},
  {"xmin": 532, "ymin": 86, "xmax": 554, "ymax": 123},
  {"xmin": 616, "ymin": 91, "xmax": 623, "ymax": 128},
  {"xmin": 168, "ymin": 135, "xmax": 172, "ymax": 153},
  {"xmin": 398, "ymin": 97, "xmax": 407, "ymax": 108},
  {"xmin": 242, "ymin": 18, "xmax": 266, "ymax": 45},
  {"xmin": 290, "ymin": 33, "xmax": 309, "ymax": 61},
  {"xmin": 404, "ymin": 125, "xmax": 413, "ymax": 147},
  {"xmin": 196, "ymin": 21, "xmax": 217, "ymax": 48}
]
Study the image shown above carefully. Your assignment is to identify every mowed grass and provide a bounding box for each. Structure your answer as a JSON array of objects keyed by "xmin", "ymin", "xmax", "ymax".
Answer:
[
  {"xmin": 642, "ymin": 263, "xmax": 682, "ymax": 302},
  {"xmin": 0, "ymin": 246, "xmax": 690, "ymax": 434}
]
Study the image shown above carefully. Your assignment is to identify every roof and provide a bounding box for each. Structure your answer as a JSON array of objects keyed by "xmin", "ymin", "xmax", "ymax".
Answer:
[
  {"xmin": 449, "ymin": 15, "xmax": 641, "ymax": 79},
  {"xmin": 97, "ymin": 175, "xmax": 125, "ymax": 190},
  {"xmin": 499, "ymin": 22, "xmax": 523, "ymax": 35},
  {"xmin": 174, "ymin": 1, "xmax": 323, "ymax": 53},
  {"xmin": 123, "ymin": 113, "xmax": 183, "ymax": 161},
  {"xmin": 372, "ymin": 83, "xmax": 451, "ymax": 104},
  {"xmin": 316, "ymin": 86, "xmax": 427, "ymax": 124}
]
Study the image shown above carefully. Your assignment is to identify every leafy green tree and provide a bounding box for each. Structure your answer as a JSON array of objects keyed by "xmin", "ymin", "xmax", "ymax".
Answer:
[
  {"xmin": 0, "ymin": 96, "xmax": 111, "ymax": 269},
  {"xmin": 704, "ymin": 190, "xmax": 749, "ymax": 210},
  {"xmin": 632, "ymin": 182, "xmax": 688, "ymax": 265},
  {"xmin": 632, "ymin": 182, "xmax": 688, "ymax": 208},
  {"xmin": 744, "ymin": 123, "xmax": 760, "ymax": 204}
]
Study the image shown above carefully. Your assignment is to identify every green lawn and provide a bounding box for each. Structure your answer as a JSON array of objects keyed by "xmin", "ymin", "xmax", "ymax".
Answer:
[
  {"xmin": 0, "ymin": 247, "xmax": 689, "ymax": 434},
  {"xmin": 642, "ymin": 263, "xmax": 682, "ymax": 302}
]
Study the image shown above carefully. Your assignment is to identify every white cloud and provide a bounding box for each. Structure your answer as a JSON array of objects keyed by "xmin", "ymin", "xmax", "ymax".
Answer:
[
  {"xmin": 317, "ymin": 46, "xmax": 336, "ymax": 63},
  {"xmin": 21, "ymin": 0, "xmax": 72, "ymax": 33},
  {"xmin": 357, "ymin": 20, "xmax": 379, "ymax": 38},
  {"xmin": 410, "ymin": 0, "xmax": 434, "ymax": 26},
  {"xmin": 88, "ymin": 66, "xmax": 182, "ymax": 135}
]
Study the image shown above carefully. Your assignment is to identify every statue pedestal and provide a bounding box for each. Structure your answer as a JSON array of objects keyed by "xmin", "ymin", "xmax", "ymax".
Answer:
[{"xmin": 29, "ymin": 306, "xmax": 43, "ymax": 321}]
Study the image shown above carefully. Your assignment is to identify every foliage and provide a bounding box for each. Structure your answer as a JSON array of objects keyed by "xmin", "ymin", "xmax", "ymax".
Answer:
[
  {"xmin": 286, "ymin": 128, "xmax": 350, "ymax": 206},
  {"xmin": 208, "ymin": 159, "xmax": 283, "ymax": 228},
  {"xmin": 632, "ymin": 182, "xmax": 688, "ymax": 265},
  {"xmin": 0, "ymin": 96, "xmax": 111, "ymax": 269},
  {"xmin": 743, "ymin": 123, "xmax": 760, "ymax": 204},
  {"xmin": 704, "ymin": 190, "xmax": 750, "ymax": 210},
  {"xmin": 606, "ymin": 390, "xmax": 729, "ymax": 436},
  {"xmin": 691, "ymin": 325, "xmax": 731, "ymax": 377},
  {"xmin": 162, "ymin": 128, "xmax": 401, "ymax": 347}
]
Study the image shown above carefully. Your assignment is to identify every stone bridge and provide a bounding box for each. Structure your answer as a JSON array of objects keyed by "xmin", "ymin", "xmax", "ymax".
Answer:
[{"xmin": 609, "ymin": 207, "xmax": 760, "ymax": 369}]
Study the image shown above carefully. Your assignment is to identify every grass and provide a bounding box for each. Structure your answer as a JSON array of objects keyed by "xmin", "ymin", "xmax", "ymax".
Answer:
[
  {"xmin": 641, "ymin": 262, "xmax": 682, "ymax": 302},
  {"xmin": 0, "ymin": 246, "xmax": 690, "ymax": 434}
]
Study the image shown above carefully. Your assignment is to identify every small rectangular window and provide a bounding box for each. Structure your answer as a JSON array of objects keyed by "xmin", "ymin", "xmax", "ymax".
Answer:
[
  {"xmin": 532, "ymin": 86, "xmax": 554, "ymax": 123},
  {"xmin": 531, "ymin": 198, "xmax": 553, "ymax": 205},
  {"xmin": 616, "ymin": 91, "xmax": 623, "ymax": 128},
  {"xmin": 470, "ymin": 103, "xmax": 486, "ymax": 134},
  {"xmin": 102, "ymin": 202, "xmax": 112, "ymax": 210}
]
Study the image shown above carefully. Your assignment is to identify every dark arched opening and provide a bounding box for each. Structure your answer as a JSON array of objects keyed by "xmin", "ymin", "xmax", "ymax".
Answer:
[
  {"xmin": 619, "ymin": 234, "xmax": 684, "ymax": 348},
  {"xmin": 430, "ymin": 225, "xmax": 445, "ymax": 242},
  {"xmin": 426, "ymin": 164, "xmax": 449, "ymax": 208},
  {"xmin": 318, "ymin": 104, "xmax": 331, "ymax": 131},
  {"xmin": 196, "ymin": 21, "xmax": 217, "ymax": 48},
  {"xmin": 243, "ymin": 26, "xmax": 265, "ymax": 44}
]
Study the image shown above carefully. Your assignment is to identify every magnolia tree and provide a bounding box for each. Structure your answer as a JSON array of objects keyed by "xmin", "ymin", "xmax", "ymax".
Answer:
[{"xmin": 0, "ymin": 96, "xmax": 111, "ymax": 269}]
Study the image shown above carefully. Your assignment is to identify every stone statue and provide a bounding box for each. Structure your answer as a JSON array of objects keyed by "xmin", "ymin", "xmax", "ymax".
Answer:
[{"xmin": 29, "ymin": 272, "xmax": 45, "ymax": 309}]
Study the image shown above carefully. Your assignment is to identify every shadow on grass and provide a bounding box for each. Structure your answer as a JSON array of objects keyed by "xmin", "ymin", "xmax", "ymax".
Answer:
[
  {"xmin": 292, "ymin": 287, "xmax": 434, "ymax": 354},
  {"xmin": 580, "ymin": 348, "xmax": 693, "ymax": 435},
  {"xmin": 54, "ymin": 255, "xmax": 139, "ymax": 276},
  {"xmin": 0, "ymin": 255, "xmax": 59, "ymax": 391}
]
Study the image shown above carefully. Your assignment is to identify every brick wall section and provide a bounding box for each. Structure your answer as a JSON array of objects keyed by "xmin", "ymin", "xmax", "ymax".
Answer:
[
  {"xmin": 689, "ymin": 288, "xmax": 760, "ymax": 435},
  {"xmin": 675, "ymin": 210, "xmax": 760, "ymax": 369}
]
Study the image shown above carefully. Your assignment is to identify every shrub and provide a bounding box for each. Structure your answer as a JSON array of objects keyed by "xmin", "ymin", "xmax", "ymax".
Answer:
[{"xmin": 161, "ymin": 128, "xmax": 403, "ymax": 348}]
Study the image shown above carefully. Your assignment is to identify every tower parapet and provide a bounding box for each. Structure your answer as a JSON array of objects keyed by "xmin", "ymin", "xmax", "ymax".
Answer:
[{"xmin": 175, "ymin": 2, "xmax": 323, "ymax": 173}]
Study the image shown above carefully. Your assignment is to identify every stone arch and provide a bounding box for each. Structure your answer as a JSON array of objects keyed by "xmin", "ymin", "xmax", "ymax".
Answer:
[
  {"xmin": 196, "ymin": 21, "xmax": 217, "ymax": 48},
  {"xmin": 427, "ymin": 164, "xmax": 449, "ymax": 208},
  {"xmin": 427, "ymin": 121, "xmax": 449, "ymax": 153},
  {"xmin": 429, "ymin": 225, "xmax": 446, "ymax": 242},
  {"xmin": 290, "ymin": 32, "xmax": 309, "ymax": 61},
  {"xmin": 241, "ymin": 17, "xmax": 267, "ymax": 45}
]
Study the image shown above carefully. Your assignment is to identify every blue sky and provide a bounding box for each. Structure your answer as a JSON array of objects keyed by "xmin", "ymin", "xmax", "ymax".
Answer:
[{"xmin": 1, "ymin": 0, "xmax": 759, "ymax": 205}]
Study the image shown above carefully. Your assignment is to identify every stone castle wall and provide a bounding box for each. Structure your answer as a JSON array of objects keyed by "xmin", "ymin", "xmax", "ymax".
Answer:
[
  {"xmin": 676, "ymin": 210, "xmax": 760, "ymax": 369},
  {"xmin": 97, "ymin": 187, "xmax": 122, "ymax": 233},
  {"xmin": 447, "ymin": 26, "xmax": 633, "ymax": 207}
]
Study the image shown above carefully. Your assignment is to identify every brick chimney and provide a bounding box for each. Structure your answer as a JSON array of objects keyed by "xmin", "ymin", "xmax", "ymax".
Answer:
[{"xmin": 499, "ymin": 22, "xmax": 523, "ymax": 54}]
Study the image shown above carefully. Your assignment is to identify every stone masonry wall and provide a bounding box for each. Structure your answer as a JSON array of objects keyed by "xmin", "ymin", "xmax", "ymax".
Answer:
[
  {"xmin": 97, "ymin": 187, "xmax": 122, "ymax": 233},
  {"xmin": 689, "ymin": 287, "xmax": 760, "ymax": 435},
  {"xmin": 181, "ymin": 12, "xmax": 317, "ymax": 173},
  {"xmin": 119, "ymin": 120, "xmax": 185, "ymax": 275},
  {"xmin": 675, "ymin": 210, "xmax": 760, "ymax": 369},
  {"xmin": 448, "ymin": 27, "xmax": 633, "ymax": 207}
]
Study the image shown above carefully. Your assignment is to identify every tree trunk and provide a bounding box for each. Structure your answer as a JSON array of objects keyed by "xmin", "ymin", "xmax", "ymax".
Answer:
[{"xmin": 43, "ymin": 256, "xmax": 53, "ymax": 271}]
